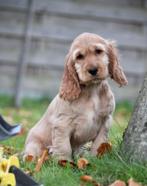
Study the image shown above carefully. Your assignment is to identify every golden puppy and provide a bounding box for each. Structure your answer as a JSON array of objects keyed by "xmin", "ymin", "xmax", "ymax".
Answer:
[{"xmin": 24, "ymin": 33, "xmax": 127, "ymax": 160}]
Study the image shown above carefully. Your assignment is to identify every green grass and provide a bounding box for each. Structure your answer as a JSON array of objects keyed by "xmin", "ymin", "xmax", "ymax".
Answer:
[{"xmin": 0, "ymin": 95, "xmax": 147, "ymax": 186}]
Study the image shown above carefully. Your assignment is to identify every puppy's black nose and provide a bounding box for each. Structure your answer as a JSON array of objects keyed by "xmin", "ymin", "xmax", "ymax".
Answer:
[{"xmin": 88, "ymin": 68, "xmax": 97, "ymax": 76}]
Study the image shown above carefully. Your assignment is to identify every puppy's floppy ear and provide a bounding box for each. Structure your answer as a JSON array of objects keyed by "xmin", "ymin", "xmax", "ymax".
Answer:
[
  {"xmin": 107, "ymin": 41, "xmax": 128, "ymax": 86},
  {"xmin": 59, "ymin": 53, "xmax": 81, "ymax": 101}
]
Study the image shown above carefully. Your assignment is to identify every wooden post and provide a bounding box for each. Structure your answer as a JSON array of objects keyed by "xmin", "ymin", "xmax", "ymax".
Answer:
[{"xmin": 14, "ymin": 0, "xmax": 33, "ymax": 107}]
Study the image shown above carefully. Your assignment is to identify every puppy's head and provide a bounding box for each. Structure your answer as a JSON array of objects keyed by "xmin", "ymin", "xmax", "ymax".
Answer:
[{"xmin": 59, "ymin": 33, "xmax": 128, "ymax": 101}]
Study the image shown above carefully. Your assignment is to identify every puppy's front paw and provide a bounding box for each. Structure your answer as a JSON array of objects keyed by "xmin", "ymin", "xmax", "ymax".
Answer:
[{"xmin": 23, "ymin": 142, "xmax": 43, "ymax": 161}]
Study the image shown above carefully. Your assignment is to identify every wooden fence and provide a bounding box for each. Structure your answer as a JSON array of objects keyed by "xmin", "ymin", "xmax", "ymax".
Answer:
[{"xmin": 0, "ymin": 0, "xmax": 147, "ymax": 106}]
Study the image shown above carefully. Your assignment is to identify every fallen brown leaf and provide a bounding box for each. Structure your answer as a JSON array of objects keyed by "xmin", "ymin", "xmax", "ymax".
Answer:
[
  {"xmin": 97, "ymin": 142, "xmax": 112, "ymax": 157},
  {"xmin": 58, "ymin": 160, "xmax": 76, "ymax": 168},
  {"xmin": 109, "ymin": 180, "xmax": 126, "ymax": 186},
  {"xmin": 128, "ymin": 178, "xmax": 142, "ymax": 186},
  {"xmin": 35, "ymin": 149, "xmax": 49, "ymax": 172},
  {"xmin": 80, "ymin": 175, "xmax": 101, "ymax": 186},
  {"xmin": 58, "ymin": 160, "xmax": 67, "ymax": 167},
  {"xmin": 25, "ymin": 155, "xmax": 34, "ymax": 162},
  {"xmin": 80, "ymin": 175, "xmax": 93, "ymax": 182},
  {"xmin": 92, "ymin": 180, "xmax": 101, "ymax": 186},
  {"xmin": 77, "ymin": 158, "xmax": 89, "ymax": 169}
]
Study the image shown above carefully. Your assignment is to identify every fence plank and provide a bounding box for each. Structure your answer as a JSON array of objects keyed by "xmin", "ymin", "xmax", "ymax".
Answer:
[
  {"xmin": 0, "ymin": 10, "xmax": 143, "ymax": 35},
  {"xmin": 33, "ymin": 0, "xmax": 147, "ymax": 23},
  {"xmin": 0, "ymin": 0, "xmax": 145, "ymax": 9},
  {"xmin": 0, "ymin": 31, "xmax": 146, "ymax": 51},
  {"xmin": 0, "ymin": 0, "xmax": 147, "ymax": 23}
]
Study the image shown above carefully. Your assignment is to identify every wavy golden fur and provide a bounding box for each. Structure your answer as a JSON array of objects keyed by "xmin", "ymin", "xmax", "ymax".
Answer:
[{"xmin": 24, "ymin": 33, "xmax": 127, "ymax": 160}]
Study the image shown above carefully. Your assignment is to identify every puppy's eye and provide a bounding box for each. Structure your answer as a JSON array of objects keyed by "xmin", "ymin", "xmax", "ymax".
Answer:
[
  {"xmin": 76, "ymin": 54, "xmax": 84, "ymax": 60},
  {"xmin": 95, "ymin": 48, "xmax": 103, "ymax": 55}
]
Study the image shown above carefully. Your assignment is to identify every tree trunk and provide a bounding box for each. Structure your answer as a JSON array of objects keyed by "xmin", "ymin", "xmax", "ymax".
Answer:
[{"xmin": 122, "ymin": 72, "xmax": 147, "ymax": 161}]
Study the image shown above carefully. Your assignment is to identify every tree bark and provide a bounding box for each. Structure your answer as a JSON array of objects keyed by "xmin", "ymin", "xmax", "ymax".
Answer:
[{"xmin": 122, "ymin": 72, "xmax": 147, "ymax": 161}]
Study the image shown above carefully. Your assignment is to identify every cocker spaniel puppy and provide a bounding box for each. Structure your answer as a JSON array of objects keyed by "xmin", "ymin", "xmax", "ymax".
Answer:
[{"xmin": 24, "ymin": 33, "xmax": 128, "ymax": 160}]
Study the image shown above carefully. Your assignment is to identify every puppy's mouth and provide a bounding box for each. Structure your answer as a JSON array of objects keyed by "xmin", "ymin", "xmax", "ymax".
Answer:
[{"xmin": 79, "ymin": 76, "xmax": 106, "ymax": 86}]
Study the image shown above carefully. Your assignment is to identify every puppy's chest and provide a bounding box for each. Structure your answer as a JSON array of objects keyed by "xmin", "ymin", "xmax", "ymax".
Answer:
[
  {"xmin": 73, "ymin": 91, "xmax": 99, "ymax": 118},
  {"xmin": 72, "ymin": 92, "xmax": 102, "ymax": 142}
]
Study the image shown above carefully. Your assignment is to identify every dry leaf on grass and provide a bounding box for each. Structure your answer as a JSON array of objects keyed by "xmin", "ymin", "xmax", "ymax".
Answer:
[
  {"xmin": 109, "ymin": 180, "xmax": 126, "ymax": 186},
  {"xmin": 77, "ymin": 158, "xmax": 89, "ymax": 169},
  {"xmin": 58, "ymin": 160, "xmax": 76, "ymax": 168},
  {"xmin": 92, "ymin": 180, "xmax": 101, "ymax": 186},
  {"xmin": 35, "ymin": 149, "xmax": 49, "ymax": 172},
  {"xmin": 97, "ymin": 142, "xmax": 112, "ymax": 157},
  {"xmin": 80, "ymin": 175, "xmax": 101, "ymax": 186},
  {"xmin": 58, "ymin": 160, "xmax": 67, "ymax": 167},
  {"xmin": 25, "ymin": 155, "xmax": 34, "ymax": 162},
  {"xmin": 80, "ymin": 175, "xmax": 93, "ymax": 182},
  {"xmin": 128, "ymin": 178, "xmax": 142, "ymax": 186}
]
